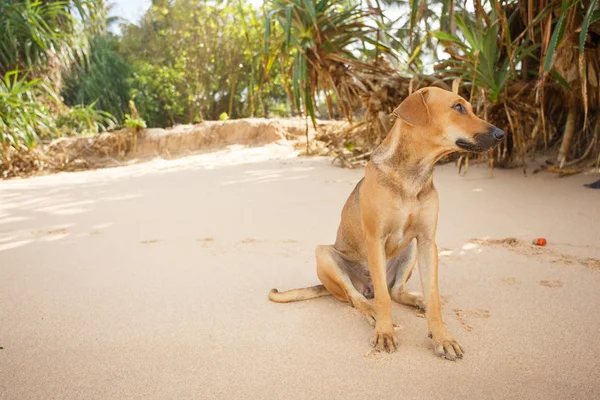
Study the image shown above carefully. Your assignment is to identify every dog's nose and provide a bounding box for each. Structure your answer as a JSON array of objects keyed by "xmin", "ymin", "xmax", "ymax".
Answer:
[{"xmin": 492, "ymin": 127, "xmax": 505, "ymax": 141}]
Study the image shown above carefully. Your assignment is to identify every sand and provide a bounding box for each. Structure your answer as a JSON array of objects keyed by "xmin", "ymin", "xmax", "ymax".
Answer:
[{"xmin": 1, "ymin": 143, "xmax": 599, "ymax": 399}]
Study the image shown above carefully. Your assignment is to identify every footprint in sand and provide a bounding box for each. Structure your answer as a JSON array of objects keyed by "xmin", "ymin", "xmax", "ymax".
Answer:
[
  {"xmin": 32, "ymin": 228, "xmax": 68, "ymax": 237},
  {"xmin": 238, "ymin": 238, "xmax": 301, "ymax": 257},
  {"xmin": 501, "ymin": 277, "xmax": 518, "ymax": 285},
  {"xmin": 364, "ymin": 349, "xmax": 396, "ymax": 362},
  {"xmin": 581, "ymin": 258, "xmax": 600, "ymax": 270},
  {"xmin": 539, "ymin": 280, "xmax": 563, "ymax": 288},
  {"xmin": 454, "ymin": 308, "xmax": 490, "ymax": 332},
  {"xmin": 197, "ymin": 237, "xmax": 215, "ymax": 247},
  {"xmin": 241, "ymin": 238, "xmax": 299, "ymax": 245},
  {"xmin": 233, "ymin": 238, "xmax": 269, "ymax": 255},
  {"xmin": 139, "ymin": 239, "xmax": 159, "ymax": 244},
  {"xmin": 471, "ymin": 237, "xmax": 600, "ymax": 270}
]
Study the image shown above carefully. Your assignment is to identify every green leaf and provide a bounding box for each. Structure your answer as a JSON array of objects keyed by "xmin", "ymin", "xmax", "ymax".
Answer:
[
  {"xmin": 432, "ymin": 31, "xmax": 462, "ymax": 44},
  {"xmin": 292, "ymin": 53, "xmax": 301, "ymax": 111},
  {"xmin": 543, "ymin": 7, "xmax": 567, "ymax": 72},
  {"xmin": 550, "ymin": 70, "xmax": 574, "ymax": 92},
  {"xmin": 264, "ymin": 13, "xmax": 271, "ymax": 55},
  {"xmin": 580, "ymin": 0, "xmax": 598, "ymax": 53},
  {"xmin": 440, "ymin": 0, "xmax": 450, "ymax": 32},
  {"xmin": 303, "ymin": 0, "xmax": 317, "ymax": 25},
  {"xmin": 410, "ymin": 0, "xmax": 419, "ymax": 37},
  {"xmin": 406, "ymin": 35, "xmax": 427, "ymax": 66},
  {"xmin": 304, "ymin": 81, "xmax": 316, "ymax": 126},
  {"xmin": 455, "ymin": 14, "xmax": 477, "ymax": 51},
  {"xmin": 285, "ymin": 5, "xmax": 292, "ymax": 49}
]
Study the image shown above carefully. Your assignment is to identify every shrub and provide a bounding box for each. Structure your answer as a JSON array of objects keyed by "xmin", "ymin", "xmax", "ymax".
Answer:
[
  {"xmin": 128, "ymin": 62, "xmax": 187, "ymax": 128},
  {"xmin": 0, "ymin": 71, "xmax": 58, "ymax": 151},
  {"xmin": 124, "ymin": 115, "xmax": 147, "ymax": 130},
  {"xmin": 55, "ymin": 103, "xmax": 117, "ymax": 136},
  {"xmin": 62, "ymin": 35, "xmax": 131, "ymax": 123}
]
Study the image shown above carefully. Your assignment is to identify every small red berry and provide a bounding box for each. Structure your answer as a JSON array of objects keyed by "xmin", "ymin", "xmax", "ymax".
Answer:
[{"xmin": 533, "ymin": 238, "xmax": 547, "ymax": 246}]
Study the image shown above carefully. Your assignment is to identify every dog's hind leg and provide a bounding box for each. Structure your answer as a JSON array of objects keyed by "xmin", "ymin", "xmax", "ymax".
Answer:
[
  {"xmin": 315, "ymin": 245, "xmax": 377, "ymax": 327},
  {"xmin": 390, "ymin": 240, "xmax": 425, "ymax": 311}
]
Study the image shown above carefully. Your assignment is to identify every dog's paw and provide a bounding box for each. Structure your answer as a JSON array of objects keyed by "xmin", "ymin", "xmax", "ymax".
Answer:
[
  {"xmin": 370, "ymin": 330, "xmax": 398, "ymax": 353},
  {"xmin": 414, "ymin": 298, "xmax": 426, "ymax": 312},
  {"xmin": 431, "ymin": 334, "xmax": 464, "ymax": 361}
]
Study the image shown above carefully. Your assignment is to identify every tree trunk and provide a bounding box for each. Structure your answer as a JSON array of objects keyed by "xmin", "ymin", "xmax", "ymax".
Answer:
[
  {"xmin": 258, "ymin": 93, "xmax": 266, "ymax": 117},
  {"xmin": 228, "ymin": 74, "xmax": 238, "ymax": 118},
  {"xmin": 558, "ymin": 101, "xmax": 577, "ymax": 167},
  {"xmin": 449, "ymin": 0, "xmax": 455, "ymax": 36},
  {"xmin": 249, "ymin": 81, "xmax": 255, "ymax": 118}
]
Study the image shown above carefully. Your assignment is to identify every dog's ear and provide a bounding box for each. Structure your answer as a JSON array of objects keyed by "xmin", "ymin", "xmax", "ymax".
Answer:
[{"xmin": 393, "ymin": 88, "xmax": 431, "ymax": 126}]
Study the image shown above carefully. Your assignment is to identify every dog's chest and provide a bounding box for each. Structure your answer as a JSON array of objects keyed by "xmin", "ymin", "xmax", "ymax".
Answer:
[
  {"xmin": 384, "ymin": 231, "xmax": 412, "ymax": 258},
  {"xmin": 384, "ymin": 210, "xmax": 418, "ymax": 258}
]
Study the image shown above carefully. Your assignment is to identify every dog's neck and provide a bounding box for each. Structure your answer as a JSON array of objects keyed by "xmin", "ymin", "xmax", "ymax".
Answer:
[{"xmin": 371, "ymin": 119, "xmax": 448, "ymax": 195}]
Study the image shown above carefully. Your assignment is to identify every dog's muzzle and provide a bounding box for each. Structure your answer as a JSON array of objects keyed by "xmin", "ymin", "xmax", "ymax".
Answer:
[
  {"xmin": 491, "ymin": 127, "xmax": 505, "ymax": 141},
  {"xmin": 455, "ymin": 126, "xmax": 505, "ymax": 152}
]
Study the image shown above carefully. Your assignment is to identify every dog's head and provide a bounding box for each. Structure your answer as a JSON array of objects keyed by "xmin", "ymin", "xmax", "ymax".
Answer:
[{"xmin": 393, "ymin": 87, "xmax": 505, "ymax": 153}]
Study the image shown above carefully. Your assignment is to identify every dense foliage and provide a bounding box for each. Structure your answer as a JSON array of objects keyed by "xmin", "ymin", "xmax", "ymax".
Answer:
[
  {"xmin": 0, "ymin": 0, "xmax": 599, "ymax": 169},
  {"xmin": 0, "ymin": 0, "xmax": 112, "ymax": 152},
  {"xmin": 118, "ymin": 0, "xmax": 288, "ymax": 125},
  {"xmin": 62, "ymin": 35, "xmax": 131, "ymax": 123}
]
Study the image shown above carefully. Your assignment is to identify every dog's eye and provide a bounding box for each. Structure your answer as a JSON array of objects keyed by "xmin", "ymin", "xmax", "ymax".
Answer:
[{"xmin": 453, "ymin": 103, "xmax": 466, "ymax": 114}]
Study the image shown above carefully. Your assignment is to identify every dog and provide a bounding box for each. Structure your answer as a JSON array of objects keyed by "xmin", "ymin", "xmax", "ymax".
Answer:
[{"xmin": 269, "ymin": 87, "xmax": 505, "ymax": 360}]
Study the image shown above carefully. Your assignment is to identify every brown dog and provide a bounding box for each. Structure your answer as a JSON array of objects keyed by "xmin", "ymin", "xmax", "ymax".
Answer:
[{"xmin": 269, "ymin": 87, "xmax": 504, "ymax": 360}]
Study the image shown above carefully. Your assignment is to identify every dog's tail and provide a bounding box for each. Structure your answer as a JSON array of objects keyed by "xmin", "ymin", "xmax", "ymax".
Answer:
[{"xmin": 268, "ymin": 285, "xmax": 330, "ymax": 303}]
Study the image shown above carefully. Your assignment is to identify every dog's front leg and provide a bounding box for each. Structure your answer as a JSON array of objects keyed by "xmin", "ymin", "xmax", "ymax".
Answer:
[
  {"xmin": 417, "ymin": 236, "xmax": 464, "ymax": 360},
  {"xmin": 366, "ymin": 235, "xmax": 398, "ymax": 353}
]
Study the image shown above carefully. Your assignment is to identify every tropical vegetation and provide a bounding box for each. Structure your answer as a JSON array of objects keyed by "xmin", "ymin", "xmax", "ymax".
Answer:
[{"xmin": 1, "ymin": 0, "xmax": 599, "ymax": 172}]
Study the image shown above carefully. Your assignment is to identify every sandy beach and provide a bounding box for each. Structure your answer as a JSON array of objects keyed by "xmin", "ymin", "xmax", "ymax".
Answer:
[{"xmin": 1, "ymin": 143, "xmax": 599, "ymax": 399}]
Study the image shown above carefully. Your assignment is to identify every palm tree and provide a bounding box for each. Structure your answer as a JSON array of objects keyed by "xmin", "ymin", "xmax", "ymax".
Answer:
[
  {"xmin": 0, "ymin": 0, "xmax": 106, "ymax": 90},
  {"xmin": 0, "ymin": 0, "xmax": 109, "ymax": 157},
  {"xmin": 264, "ymin": 0, "xmax": 399, "ymax": 125},
  {"xmin": 413, "ymin": 0, "xmax": 600, "ymax": 168},
  {"xmin": 61, "ymin": 35, "xmax": 131, "ymax": 122}
]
